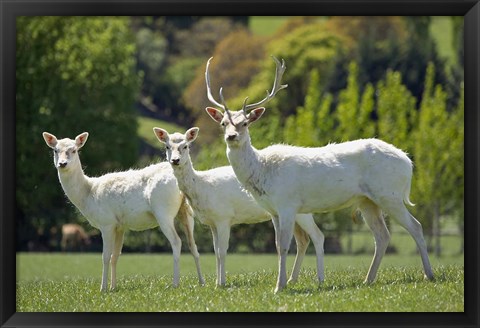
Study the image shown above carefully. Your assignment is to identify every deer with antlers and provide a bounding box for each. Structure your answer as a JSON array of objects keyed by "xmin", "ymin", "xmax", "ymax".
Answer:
[{"xmin": 205, "ymin": 56, "xmax": 434, "ymax": 293}]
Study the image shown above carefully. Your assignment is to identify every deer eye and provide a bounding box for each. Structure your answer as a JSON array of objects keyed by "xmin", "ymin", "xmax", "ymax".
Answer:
[
  {"xmin": 166, "ymin": 146, "xmax": 170, "ymax": 150},
  {"xmin": 72, "ymin": 150, "xmax": 76, "ymax": 154},
  {"xmin": 221, "ymin": 121, "xmax": 227, "ymax": 127},
  {"xmin": 183, "ymin": 145, "xmax": 188, "ymax": 150},
  {"xmin": 54, "ymin": 149, "xmax": 58, "ymax": 154},
  {"xmin": 242, "ymin": 122, "xmax": 248, "ymax": 127}
]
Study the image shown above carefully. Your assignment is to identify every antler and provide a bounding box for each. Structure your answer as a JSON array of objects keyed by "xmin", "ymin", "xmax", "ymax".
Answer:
[
  {"xmin": 205, "ymin": 56, "xmax": 288, "ymax": 119},
  {"xmin": 205, "ymin": 57, "xmax": 233, "ymax": 121},
  {"xmin": 205, "ymin": 57, "xmax": 223, "ymax": 109},
  {"xmin": 241, "ymin": 56, "xmax": 288, "ymax": 115}
]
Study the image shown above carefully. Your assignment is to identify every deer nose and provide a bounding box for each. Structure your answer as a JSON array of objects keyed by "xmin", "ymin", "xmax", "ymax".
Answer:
[
  {"xmin": 170, "ymin": 158, "xmax": 180, "ymax": 165},
  {"xmin": 227, "ymin": 134, "xmax": 237, "ymax": 141},
  {"xmin": 58, "ymin": 161, "xmax": 67, "ymax": 168}
]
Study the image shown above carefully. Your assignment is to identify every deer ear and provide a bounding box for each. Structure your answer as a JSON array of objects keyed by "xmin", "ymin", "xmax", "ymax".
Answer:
[
  {"xmin": 153, "ymin": 127, "xmax": 169, "ymax": 144},
  {"xmin": 75, "ymin": 132, "xmax": 89, "ymax": 149},
  {"xmin": 247, "ymin": 107, "xmax": 265, "ymax": 124},
  {"xmin": 43, "ymin": 132, "xmax": 58, "ymax": 149},
  {"xmin": 185, "ymin": 127, "xmax": 199, "ymax": 143},
  {"xmin": 205, "ymin": 107, "xmax": 224, "ymax": 123}
]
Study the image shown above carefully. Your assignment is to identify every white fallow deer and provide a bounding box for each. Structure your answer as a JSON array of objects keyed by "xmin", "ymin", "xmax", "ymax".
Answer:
[
  {"xmin": 204, "ymin": 56, "xmax": 434, "ymax": 293},
  {"xmin": 153, "ymin": 127, "xmax": 325, "ymax": 287},
  {"xmin": 43, "ymin": 132, "xmax": 205, "ymax": 291}
]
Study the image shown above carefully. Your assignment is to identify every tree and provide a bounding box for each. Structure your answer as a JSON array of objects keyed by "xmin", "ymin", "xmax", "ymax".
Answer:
[
  {"xmin": 400, "ymin": 17, "xmax": 448, "ymax": 105},
  {"xmin": 284, "ymin": 70, "xmax": 321, "ymax": 147},
  {"xmin": 133, "ymin": 17, "xmax": 247, "ymax": 123},
  {"xmin": 376, "ymin": 70, "xmax": 417, "ymax": 151},
  {"xmin": 443, "ymin": 82, "xmax": 464, "ymax": 254},
  {"xmin": 326, "ymin": 16, "xmax": 407, "ymax": 86},
  {"xmin": 336, "ymin": 62, "xmax": 374, "ymax": 141},
  {"xmin": 326, "ymin": 16, "xmax": 447, "ymax": 108},
  {"xmin": 412, "ymin": 63, "xmax": 455, "ymax": 256},
  {"xmin": 227, "ymin": 21, "xmax": 348, "ymax": 121},
  {"xmin": 16, "ymin": 17, "xmax": 140, "ymax": 250},
  {"xmin": 183, "ymin": 27, "xmax": 267, "ymax": 146}
]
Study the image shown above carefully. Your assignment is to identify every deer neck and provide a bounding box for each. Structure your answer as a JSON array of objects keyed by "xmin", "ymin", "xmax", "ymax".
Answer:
[
  {"xmin": 226, "ymin": 138, "xmax": 266, "ymax": 197},
  {"xmin": 172, "ymin": 158, "xmax": 200, "ymax": 202},
  {"xmin": 57, "ymin": 159, "xmax": 92, "ymax": 211}
]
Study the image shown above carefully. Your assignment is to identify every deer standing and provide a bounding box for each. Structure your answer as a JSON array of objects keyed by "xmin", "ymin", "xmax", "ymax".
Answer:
[
  {"xmin": 204, "ymin": 56, "xmax": 434, "ymax": 293},
  {"xmin": 43, "ymin": 132, "xmax": 205, "ymax": 291},
  {"xmin": 153, "ymin": 127, "xmax": 325, "ymax": 287}
]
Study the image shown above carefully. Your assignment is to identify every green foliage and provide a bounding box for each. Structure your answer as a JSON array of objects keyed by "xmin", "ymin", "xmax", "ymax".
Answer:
[
  {"xmin": 376, "ymin": 70, "xmax": 417, "ymax": 150},
  {"xmin": 316, "ymin": 93, "xmax": 335, "ymax": 143},
  {"xmin": 249, "ymin": 113, "xmax": 283, "ymax": 149},
  {"xmin": 358, "ymin": 84, "xmax": 376, "ymax": 137},
  {"xmin": 284, "ymin": 70, "xmax": 321, "ymax": 146},
  {"xmin": 412, "ymin": 63, "xmax": 463, "ymax": 242},
  {"xmin": 268, "ymin": 22, "xmax": 346, "ymax": 87},
  {"xmin": 445, "ymin": 83, "xmax": 464, "ymax": 219},
  {"xmin": 182, "ymin": 27, "xmax": 267, "ymax": 147},
  {"xmin": 249, "ymin": 16, "xmax": 289, "ymax": 36},
  {"xmin": 229, "ymin": 22, "xmax": 348, "ymax": 119},
  {"xmin": 136, "ymin": 27, "xmax": 168, "ymax": 73},
  {"xmin": 131, "ymin": 17, "xmax": 248, "ymax": 124},
  {"xmin": 429, "ymin": 17, "xmax": 456, "ymax": 68},
  {"xmin": 137, "ymin": 116, "xmax": 185, "ymax": 152},
  {"xmin": 17, "ymin": 253, "xmax": 463, "ymax": 312},
  {"xmin": 16, "ymin": 17, "xmax": 140, "ymax": 249},
  {"xmin": 335, "ymin": 62, "xmax": 376, "ymax": 141},
  {"xmin": 336, "ymin": 62, "xmax": 360, "ymax": 140}
]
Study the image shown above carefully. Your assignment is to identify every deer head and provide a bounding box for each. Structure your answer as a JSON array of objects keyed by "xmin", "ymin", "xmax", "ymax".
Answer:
[
  {"xmin": 153, "ymin": 127, "xmax": 199, "ymax": 167},
  {"xmin": 43, "ymin": 132, "xmax": 89, "ymax": 171},
  {"xmin": 204, "ymin": 56, "xmax": 288, "ymax": 147}
]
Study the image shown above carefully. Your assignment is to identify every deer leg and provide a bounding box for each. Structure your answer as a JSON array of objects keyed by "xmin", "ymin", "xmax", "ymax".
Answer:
[
  {"xmin": 210, "ymin": 226, "xmax": 221, "ymax": 286},
  {"xmin": 215, "ymin": 223, "xmax": 231, "ymax": 287},
  {"xmin": 110, "ymin": 227, "xmax": 124, "ymax": 291},
  {"xmin": 157, "ymin": 215, "xmax": 182, "ymax": 287},
  {"xmin": 295, "ymin": 214, "xmax": 325, "ymax": 283},
  {"xmin": 275, "ymin": 210, "xmax": 296, "ymax": 293},
  {"xmin": 359, "ymin": 199, "xmax": 390, "ymax": 283},
  {"xmin": 288, "ymin": 222, "xmax": 309, "ymax": 284},
  {"xmin": 178, "ymin": 211, "xmax": 205, "ymax": 286},
  {"xmin": 100, "ymin": 226, "xmax": 116, "ymax": 292},
  {"xmin": 271, "ymin": 216, "xmax": 280, "ymax": 253},
  {"xmin": 383, "ymin": 201, "xmax": 434, "ymax": 280}
]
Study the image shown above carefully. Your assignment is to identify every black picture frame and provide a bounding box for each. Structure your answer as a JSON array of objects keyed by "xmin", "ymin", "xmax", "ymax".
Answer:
[{"xmin": 1, "ymin": 1, "xmax": 478, "ymax": 327}]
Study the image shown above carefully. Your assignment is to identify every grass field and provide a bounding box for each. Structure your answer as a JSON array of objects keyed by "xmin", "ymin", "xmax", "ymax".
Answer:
[
  {"xmin": 17, "ymin": 253, "xmax": 463, "ymax": 312},
  {"xmin": 137, "ymin": 115, "xmax": 184, "ymax": 151}
]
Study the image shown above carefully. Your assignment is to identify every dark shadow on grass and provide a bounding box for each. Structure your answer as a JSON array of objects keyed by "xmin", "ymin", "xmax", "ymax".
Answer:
[{"xmin": 282, "ymin": 271, "xmax": 443, "ymax": 295}]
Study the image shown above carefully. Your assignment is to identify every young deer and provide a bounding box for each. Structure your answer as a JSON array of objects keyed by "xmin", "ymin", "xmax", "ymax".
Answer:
[
  {"xmin": 153, "ymin": 127, "xmax": 325, "ymax": 287},
  {"xmin": 43, "ymin": 132, "xmax": 205, "ymax": 291},
  {"xmin": 205, "ymin": 56, "xmax": 434, "ymax": 293},
  {"xmin": 61, "ymin": 223, "xmax": 91, "ymax": 252}
]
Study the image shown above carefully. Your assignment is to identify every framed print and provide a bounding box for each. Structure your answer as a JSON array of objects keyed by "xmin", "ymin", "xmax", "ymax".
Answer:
[{"xmin": 1, "ymin": 0, "xmax": 478, "ymax": 327}]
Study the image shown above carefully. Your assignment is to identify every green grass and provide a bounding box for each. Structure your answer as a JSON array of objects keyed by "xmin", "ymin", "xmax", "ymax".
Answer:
[
  {"xmin": 17, "ymin": 253, "xmax": 463, "ymax": 312},
  {"xmin": 137, "ymin": 115, "xmax": 185, "ymax": 151},
  {"xmin": 339, "ymin": 224, "xmax": 463, "ymax": 257}
]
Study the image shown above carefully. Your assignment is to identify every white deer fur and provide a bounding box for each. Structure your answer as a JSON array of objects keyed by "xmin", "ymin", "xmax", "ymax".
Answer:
[
  {"xmin": 153, "ymin": 127, "xmax": 325, "ymax": 287},
  {"xmin": 206, "ymin": 107, "xmax": 434, "ymax": 293},
  {"xmin": 42, "ymin": 132, "xmax": 205, "ymax": 291}
]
